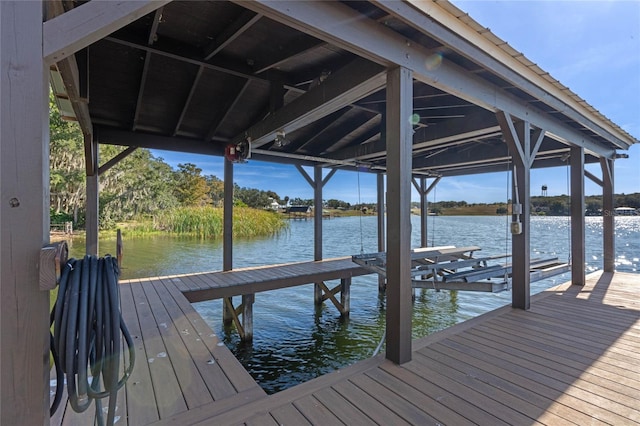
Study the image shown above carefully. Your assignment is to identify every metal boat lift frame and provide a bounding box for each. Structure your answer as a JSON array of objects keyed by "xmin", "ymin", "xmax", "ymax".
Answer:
[{"xmin": 353, "ymin": 245, "xmax": 571, "ymax": 293}]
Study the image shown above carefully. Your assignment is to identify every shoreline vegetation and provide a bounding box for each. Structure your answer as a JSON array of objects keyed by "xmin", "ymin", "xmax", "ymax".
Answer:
[
  {"xmin": 124, "ymin": 206, "xmax": 289, "ymax": 239},
  {"xmin": 51, "ymin": 195, "xmax": 640, "ymax": 242}
]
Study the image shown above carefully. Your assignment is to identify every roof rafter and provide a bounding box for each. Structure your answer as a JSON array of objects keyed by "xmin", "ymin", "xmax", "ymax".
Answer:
[
  {"xmin": 205, "ymin": 79, "xmax": 253, "ymax": 141},
  {"xmin": 253, "ymin": 38, "xmax": 327, "ymax": 74},
  {"xmin": 233, "ymin": 57, "xmax": 386, "ymax": 148},
  {"xmin": 203, "ymin": 10, "xmax": 262, "ymax": 60}
]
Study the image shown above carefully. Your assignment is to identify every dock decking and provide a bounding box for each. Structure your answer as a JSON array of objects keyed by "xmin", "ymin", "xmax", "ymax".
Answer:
[{"xmin": 53, "ymin": 268, "xmax": 640, "ymax": 425}]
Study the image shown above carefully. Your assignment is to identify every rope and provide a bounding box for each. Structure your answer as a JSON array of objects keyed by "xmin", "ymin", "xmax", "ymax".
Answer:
[
  {"xmin": 372, "ymin": 330, "xmax": 386, "ymax": 357},
  {"xmin": 50, "ymin": 255, "xmax": 135, "ymax": 426}
]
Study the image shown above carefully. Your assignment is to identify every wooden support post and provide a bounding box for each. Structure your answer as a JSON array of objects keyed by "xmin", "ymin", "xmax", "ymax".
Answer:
[
  {"xmin": 411, "ymin": 176, "xmax": 441, "ymax": 249},
  {"xmin": 313, "ymin": 166, "xmax": 323, "ymax": 305},
  {"xmin": 497, "ymin": 111, "xmax": 542, "ymax": 310},
  {"xmin": 385, "ymin": 66, "xmax": 413, "ymax": 364},
  {"xmin": 340, "ymin": 278, "xmax": 351, "ymax": 317},
  {"xmin": 601, "ymin": 157, "xmax": 615, "ymax": 272},
  {"xmin": 570, "ymin": 146, "xmax": 585, "ymax": 285},
  {"xmin": 242, "ymin": 294, "xmax": 254, "ymax": 341},
  {"xmin": 0, "ymin": 2, "xmax": 50, "ymax": 424},
  {"xmin": 419, "ymin": 177, "xmax": 428, "ymax": 248},
  {"xmin": 116, "ymin": 229, "xmax": 123, "ymax": 269},
  {"xmin": 376, "ymin": 173, "xmax": 386, "ymax": 292},
  {"xmin": 223, "ymin": 158, "xmax": 234, "ymax": 325},
  {"xmin": 85, "ymin": 135, "xmax": 99, "ymax": 255}
]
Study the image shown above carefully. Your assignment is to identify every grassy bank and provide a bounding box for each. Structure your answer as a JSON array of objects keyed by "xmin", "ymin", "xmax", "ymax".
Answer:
[{"xmin": 139, "ymin": 206, "xmax": 288, "ymax": 238}]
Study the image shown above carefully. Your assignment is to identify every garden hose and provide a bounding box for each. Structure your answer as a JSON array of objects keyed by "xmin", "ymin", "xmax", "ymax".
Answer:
[{"xmin": 50, "ymin": 255, "xmax": 135, "ymax": 426}]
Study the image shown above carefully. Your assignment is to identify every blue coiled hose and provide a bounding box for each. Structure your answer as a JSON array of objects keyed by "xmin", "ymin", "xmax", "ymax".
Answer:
[{"xmin": 50, "ymin": 255, "xmax": 135, "ymax": 426}]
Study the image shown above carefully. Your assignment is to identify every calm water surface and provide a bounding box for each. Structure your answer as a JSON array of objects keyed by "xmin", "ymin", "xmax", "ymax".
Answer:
[{"xmin": 70, "ymin": 215, "xmax": 640, "ymax": 394}]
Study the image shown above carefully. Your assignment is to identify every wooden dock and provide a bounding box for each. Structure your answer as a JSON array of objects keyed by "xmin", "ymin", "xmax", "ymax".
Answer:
[{"xmin": 53, "ymin": 269, "xmax": 640, "ymax": 425}]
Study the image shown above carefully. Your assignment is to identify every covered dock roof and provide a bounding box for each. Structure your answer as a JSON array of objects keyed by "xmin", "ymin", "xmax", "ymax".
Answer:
[{"xmin": 49, "ymin": 0, "xmax": 637, "ymax": 177}]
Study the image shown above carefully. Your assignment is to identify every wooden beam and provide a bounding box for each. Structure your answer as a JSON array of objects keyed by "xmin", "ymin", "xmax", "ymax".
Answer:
[
  {"xmin": 98, "ymin": 146, "xmax": 138, "ymax": 175},
  {"xmin": 570, "ymin": 146, "xmax": 585, "ymax": 285},
  {"xmin": 203, "ymin": 10, "xmax": 262, "ymax": 60},
  {"xmin": 385, "ymin": 67, "xmax": 413, "ymax": 364},
  {"xmin": 148, "ymin": 7, "xmax": 163, "ymax": 46},
  {"xmin": 585, "ymin": 169, "xmax": 603, "ymax": 187},
  {"xmin": 105, "ymin": 35, "xmax": 304, "ymax": 95},
  {"xmin": 96, "ymin": 126, "xmax": 225, "ymax": 156},
  {"xmin": 306, "ymin": 113, "xmax": 380, "ymax": 155},
  {"xmin": 253, "ymin": 38, "xmax": 325, "ymax": 74},
  {"xmin": 328, "ymin": 109, "xmax": 499, "ymax": 161},
  {"xmin": 295, "ymin": 164, "xmax": 316, "ymax": 188},
  {"xmin": 411, "ymin": 138, "xmax": 510, "ymax": 170},
  {"xmin": 600, "ymin": 158, "xmax": 615, "ymax": 272},
  {"xmin": 240, "ymin": 0, "xmax": 618, "ymax": 158},
  {"xmin": 321, "ymin": 169, "xmax": 337, "ymax": 187},
  {"xmin": 205, "ymin": 79, "xmax": 252, "ymax": 141},
  {"xmin": 174, "ymin": 66, "xmax": 205, "ymax": 136},
  {"xmin": 132, "ymin": 52, "xmax": 153, "ymax": 131},
  {"xmin": 43, "ymin": 0, "xmax": 171, "ymax": 64},
  {"xmin": 232, "ymin": 58, "xmax": 386, "ymax": 148},
  {"xmin": 282, "ymin": 110, "xmax": 346, "ymax": 153}
]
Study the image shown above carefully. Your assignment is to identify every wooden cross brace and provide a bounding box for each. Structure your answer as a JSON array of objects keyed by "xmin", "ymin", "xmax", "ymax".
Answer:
[{"xmin": 316, "ymin": 278, "xmax": 351, "ymax": 316}]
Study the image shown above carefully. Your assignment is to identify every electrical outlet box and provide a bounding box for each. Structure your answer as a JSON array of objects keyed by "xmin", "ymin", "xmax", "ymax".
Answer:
[
  {"xmin": 511, "ymin": 221, "xmax": 522, "ymax": 235},
  {"xmin": 512, "ymin": 203, "xmax": 522, "ymax": 215}
]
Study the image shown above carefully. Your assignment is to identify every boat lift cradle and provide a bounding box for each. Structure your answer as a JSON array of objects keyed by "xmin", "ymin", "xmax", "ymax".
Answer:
[{"xmin": 352, "ymin": 246, "xmax": 571, "ymax": 293}]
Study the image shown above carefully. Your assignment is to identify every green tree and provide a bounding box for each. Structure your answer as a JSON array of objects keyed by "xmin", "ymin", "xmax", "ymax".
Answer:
[
  {"xmin": 99, "ymin": 147, "xmax": 178, "ymax": 226},
  {"xmin": 49, "ymin": 92, "xmax": 86, "ymax": 224},
  {"xmin": 174, "ymin": 163, "xmax": 211, "ymax": 206},
  {"xmin": 206, "ymin": 175, "xmax": 225, "ymax": 206},
  {"xmin": 326, "ymin": 199, "xmax": 351, "ymax": 209},
  {"xmin": 289, "ymin": 197, "xmax": 314, "ymax": 206},
  {"xmin": 234, "ymin": 185, "xmax": 273, "ymax": 209}
]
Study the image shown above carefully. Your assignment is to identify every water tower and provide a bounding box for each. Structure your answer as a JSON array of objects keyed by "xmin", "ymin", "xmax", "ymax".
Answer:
[{"xmin": 541, "ymin": 185, "xmax": 548, "ymax": 197}]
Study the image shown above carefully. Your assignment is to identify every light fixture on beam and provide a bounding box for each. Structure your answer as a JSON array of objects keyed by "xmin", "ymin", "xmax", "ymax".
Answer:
[{"xmin": 274, "ymin": 130, "xmax": 290, "ymax": 147}]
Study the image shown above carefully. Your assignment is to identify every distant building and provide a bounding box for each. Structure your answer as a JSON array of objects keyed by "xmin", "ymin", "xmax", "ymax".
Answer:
[
  {"xmin": 614, "ymin": 207, "xmax": 638, "ymax": 216},
  {"xmin": 287, "ymin": 205, "xmax": 312, "ymax": 218}
]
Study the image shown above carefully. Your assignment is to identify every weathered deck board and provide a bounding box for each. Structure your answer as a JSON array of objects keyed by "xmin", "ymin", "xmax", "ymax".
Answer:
[
  {"xmin": 55, "ymin": 267, "xmax": 640, "ymax": 426},
  {"xmin": 180, "ymin": 257, "xmax": 369, "ymax": 302},
  {"xmin": 180, "ymin": 271, "xmax": 640, "ymax": 426}
]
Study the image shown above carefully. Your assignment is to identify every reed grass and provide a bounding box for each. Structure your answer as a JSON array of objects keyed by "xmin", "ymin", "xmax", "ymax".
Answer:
[{"xmin": 142, "ymin": 206, "xmax": 287, "ymax": 238}]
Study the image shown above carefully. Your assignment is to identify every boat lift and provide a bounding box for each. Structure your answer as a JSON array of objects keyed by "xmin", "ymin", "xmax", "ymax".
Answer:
[{"xmin": 352, "ymin": 246, "xmax": 571, "ymax": 293}]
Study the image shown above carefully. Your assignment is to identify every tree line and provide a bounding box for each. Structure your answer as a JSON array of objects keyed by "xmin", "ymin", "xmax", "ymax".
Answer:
[{"xmin": 419, "ymin": 194, "xmax": 640, "ymax": 216}]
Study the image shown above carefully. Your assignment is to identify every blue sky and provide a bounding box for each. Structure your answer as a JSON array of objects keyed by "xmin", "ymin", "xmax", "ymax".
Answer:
[{"xmin": 153, "ymin": 1, "xmax": 639, "ymax": 204}]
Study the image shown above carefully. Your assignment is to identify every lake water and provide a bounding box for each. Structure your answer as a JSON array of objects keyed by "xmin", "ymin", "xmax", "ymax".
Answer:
[{"xmin": 69, "ymin": 215, "xmax": 640, "ymax": 394}]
